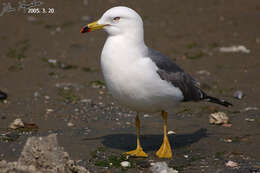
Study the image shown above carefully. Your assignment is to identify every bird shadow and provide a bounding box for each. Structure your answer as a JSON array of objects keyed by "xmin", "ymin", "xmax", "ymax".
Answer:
[{"xmin": 84, "ymin": 128, "xmax": 207, "ymax": 152}]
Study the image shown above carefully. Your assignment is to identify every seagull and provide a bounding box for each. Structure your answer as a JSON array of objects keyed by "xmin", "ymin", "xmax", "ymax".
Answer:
[{"xmin": 80, "ymin": 6, "xmax": 232, "ymax": 158}]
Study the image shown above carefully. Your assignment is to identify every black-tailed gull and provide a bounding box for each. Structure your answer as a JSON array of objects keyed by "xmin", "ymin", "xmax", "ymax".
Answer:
[{"xmin": 80, "ymin": 6, "xmax": 232, "ymax": 158}]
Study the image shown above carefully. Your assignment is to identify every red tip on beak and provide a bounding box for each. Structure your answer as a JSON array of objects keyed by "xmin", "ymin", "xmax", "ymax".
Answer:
[{"xmin": 80, "ymin": 26, "xmax": 90, "ymax": 33}]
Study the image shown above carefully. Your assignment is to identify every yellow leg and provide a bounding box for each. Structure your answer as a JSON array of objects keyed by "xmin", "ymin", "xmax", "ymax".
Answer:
[
  {"xmin": 124, "ymin": 114, "xmax": 148, "ymax": 157},
  {"xmin": 156, "ymin": 111, "xmax": 173, "ymax": 158}
]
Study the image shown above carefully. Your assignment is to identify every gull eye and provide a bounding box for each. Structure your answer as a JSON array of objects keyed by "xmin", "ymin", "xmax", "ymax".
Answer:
[{"xmin": 113, "ymin": 17, "xmax": 120, "ymax": 21}]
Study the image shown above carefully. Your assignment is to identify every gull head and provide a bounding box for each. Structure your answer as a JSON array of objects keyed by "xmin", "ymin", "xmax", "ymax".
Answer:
[{"xmin": 80, "ymin": 6, "xmax": 143, "ymax": 37}]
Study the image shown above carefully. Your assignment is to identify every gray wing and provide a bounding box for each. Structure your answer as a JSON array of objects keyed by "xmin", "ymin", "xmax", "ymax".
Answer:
[{"xmin": 147, "ymin": 48, "xmax": 204, "ymax": 101}]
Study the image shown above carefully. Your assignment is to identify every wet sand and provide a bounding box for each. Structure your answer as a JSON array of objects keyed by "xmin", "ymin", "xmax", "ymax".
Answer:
[{"xmin": 0, "ymin": 0, "xmax": 260, "ymax": 172}]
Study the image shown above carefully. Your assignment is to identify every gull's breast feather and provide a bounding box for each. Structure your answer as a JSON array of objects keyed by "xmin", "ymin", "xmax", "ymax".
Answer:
[{"xmin": 101, "ymin": 48, "xmax": 184, "ymax": 112}]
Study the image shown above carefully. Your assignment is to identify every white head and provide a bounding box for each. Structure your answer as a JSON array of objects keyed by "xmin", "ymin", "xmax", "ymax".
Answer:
[{"xmin": 81, "ymin": 6, "xmax": 144, "ymax": 38}]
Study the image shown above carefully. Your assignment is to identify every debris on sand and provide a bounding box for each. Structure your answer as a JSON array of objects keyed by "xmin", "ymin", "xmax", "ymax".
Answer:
[
  {"xmin": 225, "ymin": 160, "xmax": 239, "ymax": 168},
  {"xmin": 209, "ymin": 112, "xmax": 229, "ymax": 125},
  {"xmin": 167, "ymin": 130, "xmax": 176, "ymax": 135},
  {"xmin": 245, "ymin": 118, "xmax": 255, "ymax": 122},
  {"xmin": 120, "ymin": 161, "xmax": 131, "ymax": 168},
  {"xmin": 0, "ymin": 90, "xmax": 7, "ymax": 100},
  {"xmin": 150, "ymin": 162, "xmax": 178, "ymax": 173},
  {"xmin": 8, "ymin": 119, "xmax": 39, "ymax": 132},
  {"xmin": 233, "ymin": 90, "xmax": 244, "ymax": 99},
  {"xmin": 0, "ymin": 134, "xmax": 89, "ymax": 173},
  {"xmin": 67, "ymin": 122, "xmax": 75, "ymax": 127},
  {"xmin": 243, "ymin": 107, "xmax": 258, "ymax": 112},
  {"xmin": 219, "ymin": 45, "xmax": 250, "ymax": 54},
  {"xmin": 224, "ymin": 138, "xmax": 232, "ymax": 143},
  {"xmin": 9, "ymin": 118, "xmax": 25, "ymax": 129},
  {"xmin": 196, "ymin": 70, "xmax": 211, "ymax": 76},
  {"xmin": 144, "ymin": 114, "xmax": 151, "ymax": 118}
]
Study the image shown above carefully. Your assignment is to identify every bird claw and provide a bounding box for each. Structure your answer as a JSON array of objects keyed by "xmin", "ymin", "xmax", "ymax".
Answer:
[
  {"xmin": 156, "ymin": 137, "xmax": 173, "ymax": 158},
  {"xmin": 124, "ymin": 147, "xmax": 148, "ymax": 157}
]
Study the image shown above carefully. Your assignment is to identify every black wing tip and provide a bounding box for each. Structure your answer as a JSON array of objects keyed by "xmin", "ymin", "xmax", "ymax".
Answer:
[
  {"xmin": 204, "ymin": 95, "xmax": 233, "ymax": 107},
  {"xmin": 219, "ymin": 100, "xmax": 233, "ymax": 107}
]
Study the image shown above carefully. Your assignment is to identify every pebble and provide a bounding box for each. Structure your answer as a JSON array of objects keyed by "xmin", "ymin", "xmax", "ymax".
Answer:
[
  {"xmin": 245, "ymin": 118, "xmax": 255, "ymax": 122},
  {"xmin": 44, "ymin": 96, "xmax": 50, "ymax": 100},
  {"xmin": 233, "ymin": 90, "xmax": 244, "ymax": 99},
  {"xmin": 196, "ymin": 70, "xmax": 211, "ymax": 76},
  {"xmin": 150, "ymin": 162, "xmax": 178, "ymax": 173},
  {"xmin": 9, "ymin": 118, "xmax": 25, "ymax": 129},
  {"xmin": 222, "ymin": 123, "xmax": 232, "ymax": 128},
  {"xmin": 209, "ymin": 112, "xmax": 229, "ymax": 125},
  {"xmin": 168, "ymin": 130, "xmax": 176, "ymax": 135},
  {"xmin": 67, "ymin": 122, "xmax": 74, "ymax": 127},
  {"xmin": 48, "ymin": 59, "xmax": 57, "ymax": 64},
  {"xmin": 83, "ymin": 0, "xmax": 88, "ymax": 5},
  {"xmin": 34, "ymin": 92, "xmax": 39, "ymax": 97},
  {"xmin": 224, "ymin": 138, "xmax": 232, "ymax": 143},
  {"xmin": 219, "ymin": 45, "xmax": 250, "ymax": 54},
  {"xmin": 244, "ymin": 107, "xmax": 258, "ymax": 111},
  {"xmin": 81, "ymin": 99, "xmax": 92, "ymax": 103},
  {"xmin": 46, "ymin": 109, "xmax": 54, "ymax": 113},
  {"xmin": 120, "ymin": 161, "xmax": 131, "ymax": 168},
  {"xmin": 0, "ymin": 90, "xmax": 8, "ymax": 100},
  {"xmin": 143, "ymin": 114, "xmax": 151, "ymax": 118},
  {"xmin": 56, "ymin": 27, "xmax": 61, "ymax": 32},
  {"xmin": 225, "ymin": 160, "xmax": 238, "ymax": 168}
]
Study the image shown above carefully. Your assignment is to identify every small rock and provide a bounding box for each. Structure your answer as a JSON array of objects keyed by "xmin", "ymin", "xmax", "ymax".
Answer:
[
  {"xmin": 244, "ymin": 107, "xmax": 258, "ymax": 111},
  {"xmin": 34, "ymin": 92, "xmax": 39, "ymax": 97},
  {"xmin": 46, "ymin": 109, "xmax": 54, "ymax": 113},
  {"xmin": 225, "ymin": 160, "xmax": 238, "ymax": 168},
  {"xmin": 196, "ymin": 70, "xmax": 211, "ymax": 76},
  {"xmin": 143, "ymin": 114, "xmax": 151, "ymax": 118},
  {"xmin": 44, "ymin": 96, "xmax": 50, "ymax": 100},
  {"xmin": 168, "ymin": 131, "xmax": 176, "ymax": 135},
  {"xmin": 48, "ymin": 59, "xmax": 57, "ymax": 64},
  {"xmin": 222, "ymin": 123, "xmax": 232, "ymax": 128},
  {"xmin": 81, "ymin": 99, "xmax": 92, "ymax": 103},
  {"xmin": 233, "ymin": 90, "xmax": 244, "ymax": 99},
  {"xmin": 184, "ymin": 155, "xmax": 189, "ymax": 158},
  {"xmin": 245, "ymin": 118, "xmax": 255, "ymax": 122},
  {"xmin": 224, "ymin": 138, "xmax": 232, "ymax": 143},
  {"xmin": 0, "ymin": 90, "xmax": 7, "ymax": 100},
  {"xmin": 83, "ymin": 0, "xmax": 88, "ymax": 5},
  {"xmin": 209, "ymin": 112, "xmax": 229, "ymax": 125},
  {"xmin": 150, "ymin": 162, "xmax": 178, "ymax": 173},
  {"xmin": 120, "ymin": 161, "xmax": 131, "ymax": 168},
  {"xmin": 219, "ymin": 45, "xmax": 250, "ymax": 54},
  {"xmin": 9, "ymin": 118, "xmax": 25, "ymax": 129},
  {"xmin": 99, "ymin": 90, "xmax": 104, "ymax": 95},
  {"xmin": 56, "ymin": 27, "xmax": 61, "ymax": 32},
  {"xmin": 0, "ymin": 134, "xmax": 90, "ymax": 173},
  {"xmin": 67, "ymin": 122, "xmax": 74, "ymax": 127}
]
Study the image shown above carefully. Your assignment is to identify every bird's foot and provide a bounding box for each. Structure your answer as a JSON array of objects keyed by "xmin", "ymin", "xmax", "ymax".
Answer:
[
  {"xmin": 156, "ymin": 137, "xmax": 172, "ymax": 158},
  {"xmin": 124, "ymin": 147, "xmax": 148, "ymax": 157}
]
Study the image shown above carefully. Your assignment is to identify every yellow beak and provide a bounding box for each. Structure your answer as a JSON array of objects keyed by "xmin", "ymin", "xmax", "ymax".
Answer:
[{"xmin": 80, "ymin": 21, "xmax": 105, "ymax": 33}]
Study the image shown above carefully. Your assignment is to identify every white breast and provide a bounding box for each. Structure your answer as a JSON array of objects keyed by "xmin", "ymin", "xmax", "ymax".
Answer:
[{"xmin": 100, "ymin": 37, "xmax": 184, "ymax": 112}]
